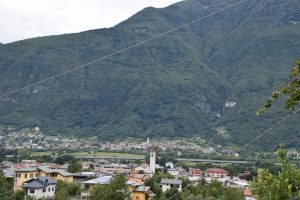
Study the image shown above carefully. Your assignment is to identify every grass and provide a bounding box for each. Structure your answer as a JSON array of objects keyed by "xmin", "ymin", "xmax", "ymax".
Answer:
[
  {"xmin": 31, "ymin": 150, "xmax": 144, "ymax": 159},
  {"xmin": 178, "ymin": 162, "xmax": 198, "ymax": 167},
  {"xmin": 31, "ymin": 151, "xmax": 53, "ymax": 156},
  {"xmin": 215, "ymin": 126, "xmax": 231, "ymax": 140},
  {"xmin": 70, "ymin": 151, "xmax": 144, "ymax": 158}
]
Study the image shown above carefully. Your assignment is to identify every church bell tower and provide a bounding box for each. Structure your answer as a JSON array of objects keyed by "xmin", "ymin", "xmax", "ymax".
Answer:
[{"xmin": 150, "ymin": 144, "xmax": 156, "ymax": 174}]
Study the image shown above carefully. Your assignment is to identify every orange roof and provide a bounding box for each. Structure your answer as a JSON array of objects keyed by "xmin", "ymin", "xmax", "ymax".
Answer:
[
  {"xmin": 128, "ymin": 177, "xmax": 144, "ymax": 184},
  {"xmin": 205, "ymin": 168, "xmax": 228, "ymax": 174},
  {"xmin": 134, "ymin": 174, "xmax": 146, "ymax": 179},
  {"xmin": 15, "ymin": 164, "xmax": 22, "ymax": 169},
  {"xmin": 244, "ymin": 187, "xmax": 253, "ymax": 196}
]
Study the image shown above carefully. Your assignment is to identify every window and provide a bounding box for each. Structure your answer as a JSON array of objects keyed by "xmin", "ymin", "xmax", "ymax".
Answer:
[
  {"xmin": 136, "ymin": 196, "xmax": 139, "ymax": 200},
  {"xmin": 29, "ymin": 189, "xmax": 34, "ymax": 193},
  {"xmin": 52, "ymin": 187, "xmax": 55, "ymax": 191},
  {"xmin": 42, "ymin": 188, "xmax": 46, "ymax": 193},
  {"xmin": 30, "ymin": 173, "xmax": 33, "ymax": 178},
  {"xmin": 25, "ymin": 174, "xmax": 27, "ymax": 178}
]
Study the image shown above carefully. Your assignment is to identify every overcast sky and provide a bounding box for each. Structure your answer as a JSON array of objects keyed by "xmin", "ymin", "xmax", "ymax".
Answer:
[{"xmin": 0, "ymin": 0, "xmax": 182, "ymax": 44}]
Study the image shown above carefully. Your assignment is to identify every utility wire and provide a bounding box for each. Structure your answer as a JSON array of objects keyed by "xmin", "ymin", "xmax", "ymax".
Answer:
[
  {"xmin": 0, "ymin": 1, "xmax": 298, "ymax": 199},
  {"xmin": 166, "ymin": 109, "xmax": 300, "ymax": 200},
  {"xmin": 0, "ymin": 0, "xmax": 247, "ymax": 99},
  {"xmin": 238, "ymin": 108, "xmax": 300, "ymax": 153},
  {"xmin": 167, "ymin": 182, "xmax": 193, "ymax": 200}
]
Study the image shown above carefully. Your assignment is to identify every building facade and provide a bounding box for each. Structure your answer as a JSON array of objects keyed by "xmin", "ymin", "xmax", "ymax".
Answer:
[
  {"xmin": 15, "ymin": 166, "xmax": 73, "ymax": 191},
  {"xmin": 22, "ymin": 176, "xmax": 56, "ymax": 199},
  {"xmin": 160, "ymin": 179, "xmax": 182, "ymax": 193}
]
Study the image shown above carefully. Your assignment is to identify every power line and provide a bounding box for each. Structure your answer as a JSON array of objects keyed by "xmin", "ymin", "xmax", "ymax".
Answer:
[
  {"xmin": 0, "ymin": 0, "xmax": 247, "ymax": 99},
  {"xmin": 238, "ymin": 108, "xmax": 300, "ymax": 153},
  {"xmin": 166, "ymin": 109, "xmax": 300, "ymax": 200},
  {"xmin": 167, "ymin": 182, "xmax": 193, "ymax": 200}
]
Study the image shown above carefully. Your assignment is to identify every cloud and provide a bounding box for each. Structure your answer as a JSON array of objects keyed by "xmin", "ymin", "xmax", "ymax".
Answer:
[{"xmin": 0, "ymin": 0, "xmax": 182, "ymax": 43}]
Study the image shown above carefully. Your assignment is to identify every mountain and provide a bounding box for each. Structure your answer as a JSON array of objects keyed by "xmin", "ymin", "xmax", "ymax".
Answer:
[{"xmin": 0, "ymin": 0, "xmax": 300, "ymax": 150}]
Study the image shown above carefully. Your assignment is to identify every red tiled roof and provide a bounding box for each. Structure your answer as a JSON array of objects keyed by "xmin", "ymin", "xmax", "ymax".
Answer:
[
  {"xmin": 134, "ymin": 174, "xmax": 146, "ymax": 179},
  {"xmin": 15, "ymin": 164, "xmax": 22, "ymax": 169},
  {"xmin": 188, "ymin": 168, "xmax": 202, "ymax": 175},
  {"xmin": 205, "ymin": 168, "xmax": 228, "ymax": 174}
]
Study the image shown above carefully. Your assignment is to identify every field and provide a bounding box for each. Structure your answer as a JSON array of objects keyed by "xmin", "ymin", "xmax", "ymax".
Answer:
[
  {"xmin": 31, "ymin": 150, "xmax": 144, "ymax": 159},
  {"xmin": 70, "ymin": 151, "xmax": 144, "ymax": 158}
]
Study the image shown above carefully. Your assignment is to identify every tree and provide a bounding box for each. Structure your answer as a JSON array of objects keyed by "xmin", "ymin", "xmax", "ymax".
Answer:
[
  {"xmin": 200, "ymin": 171, "xmax": 206, "ymax": 186},
  {"xmin": 157, "ymin": 155, "xmax": 176, "ymax": 167},
  {"xmin": 165, "ymin": 187, "xmax": 182, "ymax": 200},
  {"xmin": 89, "ymin": 174, "xmax": 129, "ymax": 200},
  {"xmin": 18, "ymin": 149, "xmax": 31, "ymax": 160},
  {"xmin": 54, "ymin": 187, "xmax": 69, "ymax": 200},
  {"xmin": 14, "ymin": 190, "xmax": 26, "ymax": 200},
  {"xmin": 208, "ymin": 181, "xmax": 223, "ymax": 198},
  {"xmin": 251, "ymin": 145, "xmax": 300, "ymax": 200},
  {"xmin": 0, "ymin": 170, "xmax": 14, "ymax": 200},
  {"xmin": 180, "ymin": 177, "xmax": 191, "ymax": 189},
  {"xmin": 258, "ymin": 59, "xmax": 300, "ymax": 114},
  {"xmin": 145, "ymin": 154, "xmax": 150, "ymax": 164},
  {"xmin": 181, "ymin": 180, "xmax": 243, "ymax": 200},
  {"xmin": 67, "ymin": 160, "xmax": 82, "ymax": 173},
  {"xmin": 55, "ymin": 155, "xmax": 76, "ymax": 165},
  {"xmin": 36, "ymin": 155, "xmax": 53, "ymax": 163},
  {"xmin": 223, "ymin": 188, "xmax": 244, "ymax": 200},
  {"xmin": 144, "ymin": 173, "xmax": 177, "ymax": 200},
  {"xmin": 0, "ymin": 171, "xmax": 28, "ymax": 200},
  {"xmin": 54, "ymin": 180, "xmax": 81, "ymax": 199}
]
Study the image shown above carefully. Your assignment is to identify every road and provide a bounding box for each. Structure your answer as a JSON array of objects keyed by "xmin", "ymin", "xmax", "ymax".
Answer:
[
  {"xmin": 175, "ymin": 158, "xmax": 251, "ymax": 164},
  {"xmin": 74, "ymin": 155, "xmax": 252, "ymax": 164}
]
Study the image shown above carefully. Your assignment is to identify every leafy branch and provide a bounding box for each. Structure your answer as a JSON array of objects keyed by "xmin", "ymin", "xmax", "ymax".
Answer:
[{"xmin": 257, "ymin": 59, "xmax": 300, "ymax": 115}]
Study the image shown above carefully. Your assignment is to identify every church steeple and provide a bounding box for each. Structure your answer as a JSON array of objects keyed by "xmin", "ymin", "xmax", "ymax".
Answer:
[{"xmin": 149, "ymin": 144, "xmax": 156, "ymax": 174}]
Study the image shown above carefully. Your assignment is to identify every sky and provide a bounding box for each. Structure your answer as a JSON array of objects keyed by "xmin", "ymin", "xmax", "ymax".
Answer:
[{"xmin": 0, "ymin": 0, "xmax": 182, "ymax": 44}]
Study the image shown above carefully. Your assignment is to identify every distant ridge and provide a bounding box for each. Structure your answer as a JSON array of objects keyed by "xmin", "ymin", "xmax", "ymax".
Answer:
[{"xmin": 0, "ymin": 0, "xmax": 300, "ymax": 150}]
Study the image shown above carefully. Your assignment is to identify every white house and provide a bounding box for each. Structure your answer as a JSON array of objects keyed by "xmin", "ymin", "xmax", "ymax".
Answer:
[
  {"xmin": 22, "ymin": 177, "xmax": 56, "ymax": 199},
  {"xmin": 167, "ymin": 167, "xmax": 185, "ymax": 177},
  {"xmin": 167, "ymin": 168, "xmax": 180, "ymax": 176},
  {"xmin": 160, "ymin": 179, "xmax": 182, "ymax": 193},
  {"xmin": 165, "ymin": 162, "xmax": 174, "ymax": 169},
  {"xmin": 135, "ymin": 164, "xmax": 151, "ymax": 174},
  {"xmin": 83, "ymin": 175, "xmax": 112, "ymax": 190},
  {"xmin": 215, "ymin": 176, "xmax": 250, "ymax": 188}
]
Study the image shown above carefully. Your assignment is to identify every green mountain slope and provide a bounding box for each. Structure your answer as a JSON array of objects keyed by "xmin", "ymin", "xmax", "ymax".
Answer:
[{"xmin": 0, "ymin": 0, "xmax": 300, "ymax": 149}]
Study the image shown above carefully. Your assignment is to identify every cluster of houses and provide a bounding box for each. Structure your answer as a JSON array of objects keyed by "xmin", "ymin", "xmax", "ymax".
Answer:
[
  {"xmin": 2, "ymin": 159, "xmax": 156, "ymax": 199},
  {"xmin": 1, "ymin": 128, "xmax": 219, "ymax": 156},
  {"xmin": 2, "ymin": 160, "xmax": 73, "ymax": 199},
  {"xmin": 1, "ymin": 145, "xmax": 256, "ymax": 200}
]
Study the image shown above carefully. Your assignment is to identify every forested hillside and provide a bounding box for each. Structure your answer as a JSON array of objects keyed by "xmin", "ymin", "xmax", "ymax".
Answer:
[{"xmin": 0, "ymin": 0, "xmax": 300, "ymax": 149}]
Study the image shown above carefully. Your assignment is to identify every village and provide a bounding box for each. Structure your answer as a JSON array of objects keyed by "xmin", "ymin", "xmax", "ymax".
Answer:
[
  {"xmin": 0, "ymin": 143, "xmax": 257, "ymax": 200},
  {"xmin": 0, "ymin": 127, "xmax": 220, "ymax": 154},
  {"xmin": 2, "ymin": 127, "xmax": 300, "ymax": 161}
]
